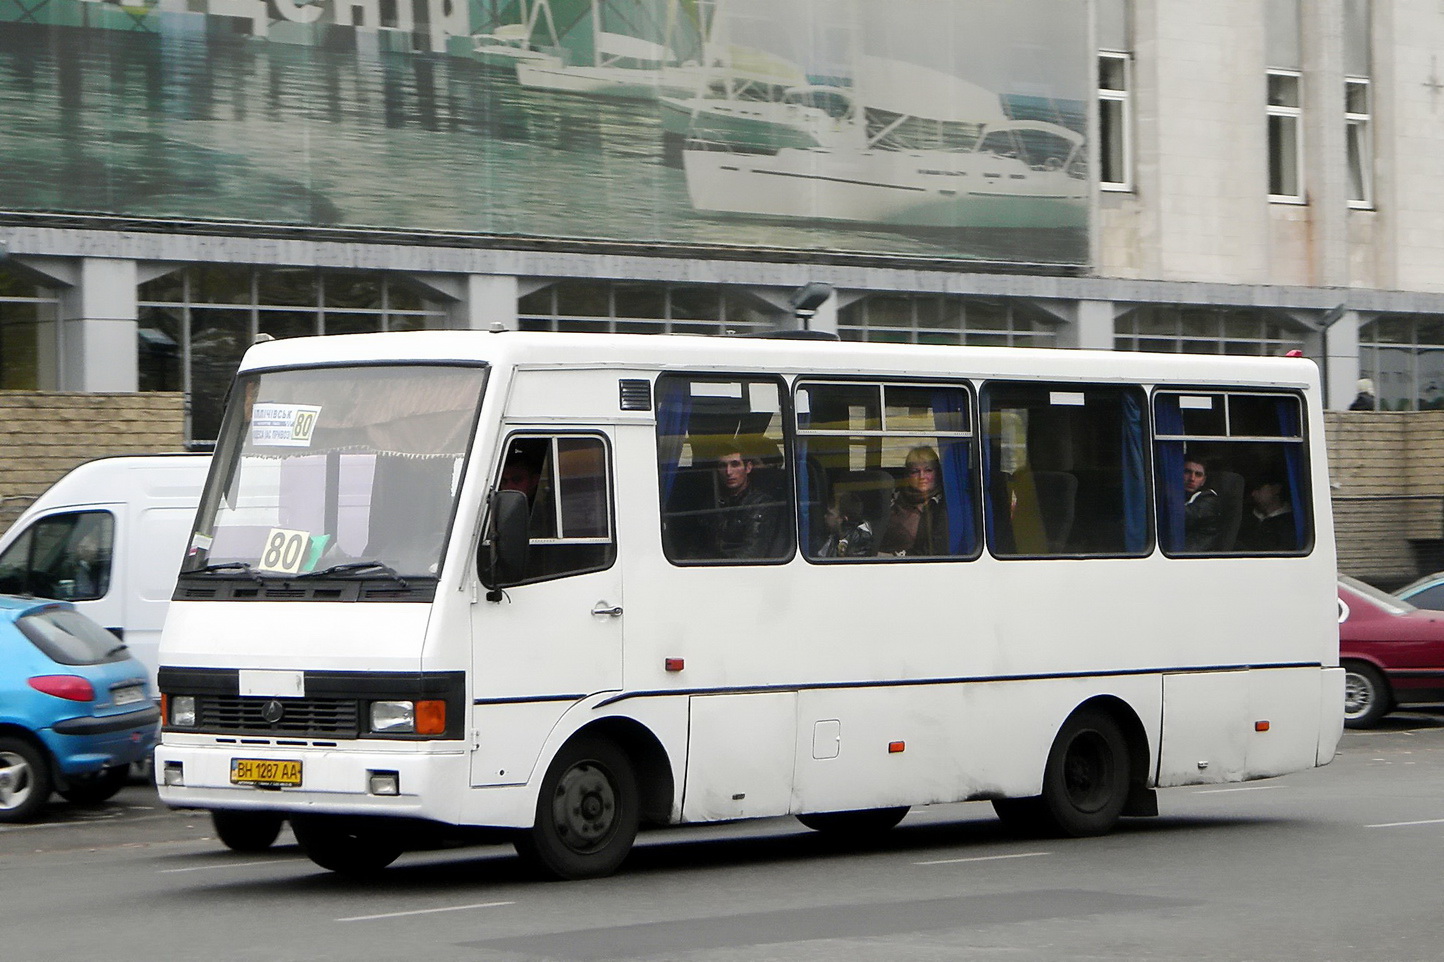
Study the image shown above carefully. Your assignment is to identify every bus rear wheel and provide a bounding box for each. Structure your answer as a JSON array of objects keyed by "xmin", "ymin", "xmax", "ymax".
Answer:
[
  {"xmin": 796, "ymin": 807, "xmax": 909, "ymax": 835},
  {"xmin": 291, "ymin": 816, "xmax": 403, "ymax": 875},
  {"xmin": 515, "ymin": 735, "xmax": 639, "ymax": 881},
  {"xmin": 995, "ymin": 708, "xmax": 1130, "ymax": 838}
]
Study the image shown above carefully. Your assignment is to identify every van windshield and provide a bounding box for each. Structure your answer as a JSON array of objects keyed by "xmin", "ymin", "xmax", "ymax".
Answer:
[{"xmin": 181, "ymin": 364, "xmax": 487, "ymax": 580}]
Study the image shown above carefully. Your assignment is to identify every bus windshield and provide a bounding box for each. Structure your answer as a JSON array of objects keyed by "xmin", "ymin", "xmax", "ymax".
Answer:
[{"xmin": 182, "ymin": 364, "xmax": 487, "ymax": 580}]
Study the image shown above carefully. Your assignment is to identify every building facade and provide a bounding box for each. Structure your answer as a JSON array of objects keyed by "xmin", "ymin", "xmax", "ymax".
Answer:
[{"xmin": 2, "ymin": 0, "xmax": 1444, "ymax": 456}]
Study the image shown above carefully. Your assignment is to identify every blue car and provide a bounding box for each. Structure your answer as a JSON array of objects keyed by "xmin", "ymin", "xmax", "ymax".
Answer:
[
  {"xmin": 1394, "ymin": 571, "xmax": 1444, "ymax": 611},
  {"xmin": 0, "ymin": 596, "xmax": 158, "ymax": 822}
]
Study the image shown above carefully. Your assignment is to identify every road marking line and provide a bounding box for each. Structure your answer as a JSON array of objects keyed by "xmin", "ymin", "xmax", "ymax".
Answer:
[
  {"xmin": 337, "ymin": 901, "xmax": 515, "ymax": 922},
  {"xmin": 160, "ymin": 859, "xmax": 293, "ymax": 873},
  {"xmin": 915, "ymin": 852, "xmax": 1050, "ymax": 866},
  {"xmin": 1366, "ymin": 818, "xmax": 1444, "ymax": 828},
  {"xmin": 1191, "ymin": 786, "xmax": 1278, "ymax": 794}
]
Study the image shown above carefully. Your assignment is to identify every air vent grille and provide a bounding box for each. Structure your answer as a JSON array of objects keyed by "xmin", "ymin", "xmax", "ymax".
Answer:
[{"xmin": 619, "ymin": 379, "xmax": 652, "ymax": 411}]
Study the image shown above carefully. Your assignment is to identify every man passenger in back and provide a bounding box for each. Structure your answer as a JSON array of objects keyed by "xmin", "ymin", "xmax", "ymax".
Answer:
[
  {"xmin": 700, "ymin": 442, "xmax": 784, "ymax": 559},
  {"xmin": 1183, "ymin": 456, "xmax": 1222, "ymax": 551}
]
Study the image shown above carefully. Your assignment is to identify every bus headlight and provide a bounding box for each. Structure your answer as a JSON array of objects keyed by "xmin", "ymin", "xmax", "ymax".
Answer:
[
  {"xmin": 369, "ymin": 699, "xmax": 446, "ymax": 736},
  {"xmin": 171, "ymin": 696, "xmax": 197, "ymax": 727},
  {"xmin": 370, "ymin": 700, "xmax": 415, "ymax": 733}
]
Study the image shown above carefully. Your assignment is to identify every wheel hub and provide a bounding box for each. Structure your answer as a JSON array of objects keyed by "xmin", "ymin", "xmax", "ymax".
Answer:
[{"xmin": 551, "ymin": 760, "xmax": 617, "ymax": 853}]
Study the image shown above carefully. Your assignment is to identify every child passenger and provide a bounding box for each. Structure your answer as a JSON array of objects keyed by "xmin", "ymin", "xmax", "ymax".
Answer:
[{"xmin": 818, "ymin": 490, "xmax": 876, "ymax": 558}]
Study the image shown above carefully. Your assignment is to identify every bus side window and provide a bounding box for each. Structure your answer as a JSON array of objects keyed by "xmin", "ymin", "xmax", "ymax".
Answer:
[
  {"xmin": 656, "ymin": 375, "xmax": 794, "ymax": 564},
  {"xmin": 795, "ymin": 380, "xmax": 978, "ymax": 561},
  {"xmin": 980, "ymin": 383, "xmax": 1150, "ymax": 558},
  {"xmin": 493, "ymin": 434, "xmax": 615, "ymax": 584},
  {"xmin": 1154, "ymin": 391, "xmax": 1311, "ymax": 556}
]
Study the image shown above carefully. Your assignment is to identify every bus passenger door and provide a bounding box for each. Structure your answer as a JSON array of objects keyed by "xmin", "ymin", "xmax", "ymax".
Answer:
[{"xmin": 469, "ymin": 431, "xmax": 623, "ymax": 788}]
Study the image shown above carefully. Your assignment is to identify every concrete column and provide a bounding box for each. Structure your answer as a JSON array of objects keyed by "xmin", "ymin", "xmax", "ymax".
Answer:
[
  {"xmin": 58, "ymin": 258, "xmax": 138, "ymax": 392},
  {"xmin": 1302, "ymin": 0, "xmax": 1349, "ymax": 286},
  {"xmin": 455, "ymin": 274, "xmax": 520, "ymax": 330},
  {"xmin": 1323, "ymin": 309, "xmax": 1361, "ymax": 409},
  {"xmin": 1067, "ymin": 299, "xmax": 1116, "ymax": 350},
  {"xmin": 802, "ymin": 294, "xmax": 839, "ymax": 336}
]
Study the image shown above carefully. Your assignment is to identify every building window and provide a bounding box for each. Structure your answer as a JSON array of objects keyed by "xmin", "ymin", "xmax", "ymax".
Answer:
[
  {"xmin": 0, "ymin": 268, "xmax": 59, "ymax": 390},
  {"xmin": 838, "ymin": 295, "xmax": 1057, "ymax": 348},
  {"xmin": 1099, "ymin": 52, "xmax": 1132, "ymax": 191},
  {"xmin": 518, "ymin": 282, "xmax": 770, "ymax": 335},
  {"xmin": 138, "ymin": 266, "xmax": 451, "ymax": 443},
  {"xmin": 1358, "ymin": 315, "xmax": 1444, "ymax": 411},
  {"xmin": 1267, "ymin": 70, "xmax": 1303, "ymax": 201},
  {"xmin": 1346, "ymin": 77, "xmax": 1373, "ymax": 208},
  {"xmin": 1114, "ymin": 306, "xmax": 1307, "ymax": 357}
]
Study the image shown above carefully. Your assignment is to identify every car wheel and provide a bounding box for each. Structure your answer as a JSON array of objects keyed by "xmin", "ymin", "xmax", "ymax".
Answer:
[
  {"xmin": 212, "ymin": 811, "xmax": 285, "ymax": 852},
  {"xmin": 291, "ymin": 816, "xmax": 403, "ymax": 876},
  {"xmin": 0, "ymin": 737, "xmax": 53, "ymax": 823},
  {"xmin": 58, "ymin": 766, "xmax": 130, "ymax": 805},
  {"xmin": 514, "ymin": 735, "xmax": 640, "ymax": 880},
  {"xmin": 1343, "ymin": 661, "xmax": 1393, "ymax": 729},
  {"xmin": 796, "ymin": 807, "xmax": 909, "ymax": 835}
]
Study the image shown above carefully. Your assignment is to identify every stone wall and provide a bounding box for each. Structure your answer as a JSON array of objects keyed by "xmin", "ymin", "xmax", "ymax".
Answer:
[
  {"xmin": 1326, "ymin": 410, "xmax": 1444, "ymax": 587},
  {"xmin": 0, "ymin": 392, "xmax": 186, "ymax": 533}
]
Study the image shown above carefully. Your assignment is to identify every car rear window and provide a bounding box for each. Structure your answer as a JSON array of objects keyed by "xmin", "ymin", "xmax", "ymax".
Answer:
[{"xmin": 16, "ymin": 609, "xmax": 128, "ymax": 666}]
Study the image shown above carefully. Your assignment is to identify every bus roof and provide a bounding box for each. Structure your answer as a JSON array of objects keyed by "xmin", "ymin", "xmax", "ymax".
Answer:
[{"xmin": 238, "ymin": 330, "xmax": 1319, "ymax": 390}]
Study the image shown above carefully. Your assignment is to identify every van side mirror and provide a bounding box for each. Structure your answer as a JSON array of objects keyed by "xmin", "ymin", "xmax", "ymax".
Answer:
[{"xmin": 482, "ymin": 489, "xmax": 530, "ymax": 590}]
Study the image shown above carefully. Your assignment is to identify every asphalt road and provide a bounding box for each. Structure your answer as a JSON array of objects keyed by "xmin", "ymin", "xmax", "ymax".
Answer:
[{"xmin": 6, "ymin": 714, "xmax": 1444, "ymax": 962}]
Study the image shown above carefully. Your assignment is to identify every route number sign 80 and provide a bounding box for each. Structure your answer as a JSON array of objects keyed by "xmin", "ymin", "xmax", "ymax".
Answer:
[{"xmin": 258, "ymin": 527, "xmax": 311, "ymax": 574}]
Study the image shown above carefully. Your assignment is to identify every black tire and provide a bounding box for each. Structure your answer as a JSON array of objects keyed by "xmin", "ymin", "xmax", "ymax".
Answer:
[
  {"xmin": 0, "ymin": 736, "xmax": 53, "ymax": 823},
  {"xmin": 796, "ymin": 807, "xmax": 909, "ymax": 835},
  {"xmin": 997, "ymin": 708, "xmax": 1131, "ymax": 839},
  {"xmin": 291, "ymin": 816, "xmax": 403, "ymax": 875},
  {"xmin": 58, "ymin": 766, "xmax": 130, "ymax": 805},
  {"xmin": 514, "ymin": 735, "xmax": 640, "ymax": 880},
  {"xmin": 212, "ymin": 810, "xmax": 285, "ymax": 852},
  {"xmin": 1344, "ymin": 661, "xmax": 1393, "ymax": 729}
]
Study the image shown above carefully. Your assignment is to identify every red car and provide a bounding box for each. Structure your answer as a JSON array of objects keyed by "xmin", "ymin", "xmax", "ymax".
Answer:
[{"xmin": 1339, "ymin": 574, "xmax": 1444, "ymax": 728}]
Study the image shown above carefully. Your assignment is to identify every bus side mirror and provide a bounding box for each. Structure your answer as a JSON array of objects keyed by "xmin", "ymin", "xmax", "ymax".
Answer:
[{"xmin": 483, "ymin": 489, "xmax": 530, "ymax": 590}]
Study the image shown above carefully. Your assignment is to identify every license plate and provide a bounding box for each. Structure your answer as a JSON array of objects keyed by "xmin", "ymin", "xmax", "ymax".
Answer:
[
  {"xmin": 112, "ymin": 685, "xmax": 145, "ymax": 706},
  {"xmin": 230, "ymin": 758, "xmax": 302, "ymax": 787}
]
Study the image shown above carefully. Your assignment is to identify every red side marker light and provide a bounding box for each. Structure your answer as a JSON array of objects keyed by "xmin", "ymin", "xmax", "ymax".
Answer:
[
  {"xmin": 888, "ymin": 741, "xmax": 906, "ymax": 754},
  {"xmin": 665, "ymin": 658, "xmax": 685, "ymax": 672},
  {"xmin": 1284, "ymin": 350, "xmax": 1304, "ymax": 357},
  {"xmin": 1255, "ymin": 720, "xmax": 1270, "ymax": 732}
]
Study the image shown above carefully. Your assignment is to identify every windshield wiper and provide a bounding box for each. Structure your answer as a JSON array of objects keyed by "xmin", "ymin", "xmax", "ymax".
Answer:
[
  {"xmin": 295, "ymin": 561, "xmax": 409, "ymax": 588},
  {"xmin": 186, "ymin": 561, "xmax": 264, "ymax": 582}
]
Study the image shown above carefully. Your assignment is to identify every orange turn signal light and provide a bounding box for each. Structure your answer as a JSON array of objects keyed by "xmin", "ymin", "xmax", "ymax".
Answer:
[
  {"xmin": 665, "ymin": 658, "xmax": 685, "ymax": 672},
  {"xmin": 416, "ymin": 699, "xmax": 447, "ymax": 735},
  {"xmin": 1254, "ymin": 720, "xmax": 1270, "ymax": 732},
  {"xmin": 888, "ymin": 741, "xmax": 906, "ymax": 754}
]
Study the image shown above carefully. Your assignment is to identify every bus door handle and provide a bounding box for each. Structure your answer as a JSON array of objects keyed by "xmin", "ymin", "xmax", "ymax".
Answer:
[{"xmin": 591, "ymin": 602, "xmax": 624, "ymax": 618}]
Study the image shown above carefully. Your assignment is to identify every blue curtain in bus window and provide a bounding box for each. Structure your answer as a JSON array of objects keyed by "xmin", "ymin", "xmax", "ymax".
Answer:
[
  {"xmin": 932, "ymin": 389, "xmax": 977, "ymax": 555},
  {"xmin": 1121, "ymin": 391, "xmax": 1148, "ymax": 552},
  {"xmin": 656, "ymin": 378, "xmax": 691, "ymax": 503},
  {"xmin": 1275, "ymin": 397, "xmax": 1307, "ymax": 547},
  {"xmin": 797, "ymin": 439, "xmax": 817, "ymax": 553},
  {"xmin": 1155, "ymin": 395, "xmax": 1186, "ymax": 552}
]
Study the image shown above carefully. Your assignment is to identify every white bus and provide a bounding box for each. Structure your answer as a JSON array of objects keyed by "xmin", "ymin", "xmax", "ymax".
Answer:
[{"xmin": 155, "ymin": 331, "xmax": 1343, "ymax": 877}]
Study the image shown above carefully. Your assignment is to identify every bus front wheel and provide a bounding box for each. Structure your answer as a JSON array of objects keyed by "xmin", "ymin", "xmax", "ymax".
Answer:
[
  {"xmin": 291, "ymin": 816, "xmax": 403, "ymax": 875},
  {"xmin": 515, "ymin": 735, "xmax": 639, "ymax": 880},
  {"xmin": 212, "ymin": 810, "xmax": 285, "ymax": 852}
]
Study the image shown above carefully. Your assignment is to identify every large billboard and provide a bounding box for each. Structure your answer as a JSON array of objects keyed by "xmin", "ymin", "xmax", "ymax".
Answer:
[{"xmin": 0, "ymin": 0, "xmax": 1091, "ymax": 266}]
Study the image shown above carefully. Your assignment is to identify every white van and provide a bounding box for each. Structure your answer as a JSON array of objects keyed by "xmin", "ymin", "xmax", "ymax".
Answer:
[{"xmin": 0, "ymin": 454, "xmax": 209, "ymax": 682}]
